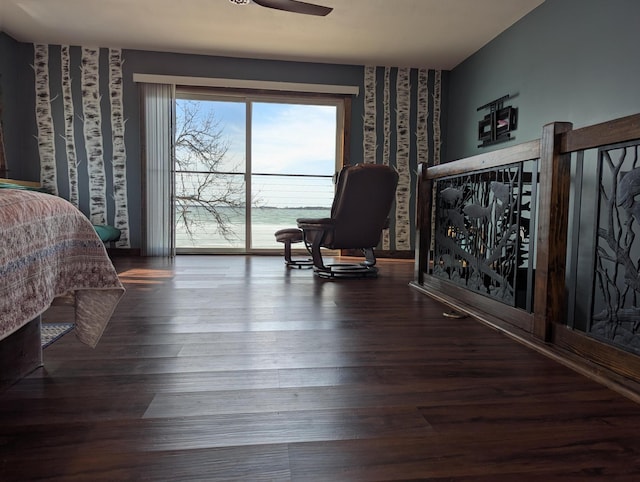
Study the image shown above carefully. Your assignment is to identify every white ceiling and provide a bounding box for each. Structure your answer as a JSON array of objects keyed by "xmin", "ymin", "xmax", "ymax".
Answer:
[{"xmin": 1, "ymin": 0, "xmax": 544, "ymax": 70}]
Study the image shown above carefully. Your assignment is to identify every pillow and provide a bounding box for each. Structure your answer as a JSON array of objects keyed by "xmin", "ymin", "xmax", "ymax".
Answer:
[{"xmin": 93, "ymin": 225, "xmax": 122, "ymax": 243}]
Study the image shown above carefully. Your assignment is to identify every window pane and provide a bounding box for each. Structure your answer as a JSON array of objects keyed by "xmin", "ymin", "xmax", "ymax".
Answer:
[
  {"xmin": 175, "ymin": 171, "xmax": 246, "ymax": 249},
  {"xmin": 175, "ymin": 99, "xmax": 245, "ymax": 174},
  {"xmin": 175, "ymin": 98, "xmax": 247, "ymax": 250},
  {"xmin": 252, "ymin": 103, "xmax": 337, "ymax": 176},
  {"xmin": 251, "ymin": 174, "xmax": 333, "ymax": 249}
]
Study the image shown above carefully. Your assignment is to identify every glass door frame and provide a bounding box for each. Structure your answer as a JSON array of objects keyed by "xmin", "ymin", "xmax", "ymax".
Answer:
[{"xmin": 174, "ymin": 88, "xmax": 349, "ymax": 254}]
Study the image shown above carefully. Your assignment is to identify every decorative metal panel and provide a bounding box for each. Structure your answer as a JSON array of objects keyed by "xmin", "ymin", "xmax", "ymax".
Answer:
[
  {"xmin": 590, "ymin": 141, "xmax": 640, "ymax": 355},
  {"xmin": 432, "ymin": 162, "xmax": 535, "ymax": 309}
]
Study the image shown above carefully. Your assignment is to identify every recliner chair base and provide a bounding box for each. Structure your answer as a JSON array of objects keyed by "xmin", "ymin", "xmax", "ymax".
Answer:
[{"xmin": 314, "ymin": 263, "xmax": 379, "ymax": 279}]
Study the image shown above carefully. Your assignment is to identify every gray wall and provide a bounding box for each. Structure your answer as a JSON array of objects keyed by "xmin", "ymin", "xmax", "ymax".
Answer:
[
  {"xmin": 0, "ymin": 33, "xmax": 38, "ymax": 180},
  {"xmin": 0, "ymin": 38, "xmax": 445, "ymax": 250},
  {"xmin": 446, "ymin": 0, "xmax": 640, "ymax": 161},
  {"xmin": 122, "ymin": 50, "xmax": 367, "ymax": 248},
  {"xmin": 0, "ymin": 43, "xmax": 367, "ymax": 249},
  {"xmin": 445, "ymin": 0, "xmax": 640, "ymax": 330},
  {"xmin": 123, "ymin": 48, "xmax": 368, "ymax": 169}
]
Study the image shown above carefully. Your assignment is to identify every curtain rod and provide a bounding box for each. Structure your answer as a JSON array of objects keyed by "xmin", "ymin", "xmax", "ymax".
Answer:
[{"xmin": 132, "ymin": 74, "xmax": 359, "ymax": 96}]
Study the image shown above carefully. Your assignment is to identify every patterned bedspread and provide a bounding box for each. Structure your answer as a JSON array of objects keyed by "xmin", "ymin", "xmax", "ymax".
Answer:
[{"xmin": 0, "ymin": 189, "xmax": 124, "ymax": 347}]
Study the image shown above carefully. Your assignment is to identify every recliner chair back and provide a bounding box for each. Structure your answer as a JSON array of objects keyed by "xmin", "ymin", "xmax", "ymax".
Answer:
[{"xmin": 326, "ymin": 163, "xmax": 399, "ymax": 249}]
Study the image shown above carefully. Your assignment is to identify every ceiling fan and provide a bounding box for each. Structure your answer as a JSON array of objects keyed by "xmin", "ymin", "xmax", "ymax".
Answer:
[{"xmin": 229, "ymin": 0, "xmax": 333, "ymax": 17}]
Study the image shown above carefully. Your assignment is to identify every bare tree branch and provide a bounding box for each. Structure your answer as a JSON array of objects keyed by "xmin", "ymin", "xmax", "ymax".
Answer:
[{"xmin": 174, "ymin": 100, "xmax": 244, "ymax": 242}]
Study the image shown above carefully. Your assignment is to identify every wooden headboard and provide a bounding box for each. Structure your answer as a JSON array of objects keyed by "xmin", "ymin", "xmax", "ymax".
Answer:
[{"xmin": 0, "ymin": 178, "xmax": 42, "ymax": 188}]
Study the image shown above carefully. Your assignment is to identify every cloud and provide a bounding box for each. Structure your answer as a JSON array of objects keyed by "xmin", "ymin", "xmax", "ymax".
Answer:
[{"xmin": 251, "ymin": 103, "xmax": 337, "ymax": 174}]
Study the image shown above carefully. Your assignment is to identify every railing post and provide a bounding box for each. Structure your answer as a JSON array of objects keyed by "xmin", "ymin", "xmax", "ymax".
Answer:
[
  {"xmin": 414, "ymin": 162, "xmax": 432, "ymax": 284},
  {"xmin": 533, "ymin": 121, "xmax": 572, "ymax": 341}
]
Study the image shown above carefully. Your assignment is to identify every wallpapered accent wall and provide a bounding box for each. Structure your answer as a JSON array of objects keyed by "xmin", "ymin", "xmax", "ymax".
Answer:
[
  {"xmin": 33, "ymin": 44, "xmax": 130, "ymax": 248},
  {"xmin": 363, "ymin": 66, "xmax": 441, "ymax": 251},
  {"xmin": 30, "ymin": 45, "xmax": 440, "ymax": 253}
]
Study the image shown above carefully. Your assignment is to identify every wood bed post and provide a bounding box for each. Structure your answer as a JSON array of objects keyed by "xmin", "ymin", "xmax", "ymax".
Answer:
[
  {"xmin": 533, "ymin": 121, "xmax": 572, "ymax": 341},
  {"xmin": 0, "ymin": 102, "xmax": 7, "ymax": 178},
  {"xmin": 0, "ymin": 317, "xmax": 43, "ymax": 391}
]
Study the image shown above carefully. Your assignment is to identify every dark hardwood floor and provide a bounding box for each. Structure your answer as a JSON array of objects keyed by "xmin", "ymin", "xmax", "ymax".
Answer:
[{"xmin": 1, "ymin": 255, "xmax": 639, "ymax": 481}]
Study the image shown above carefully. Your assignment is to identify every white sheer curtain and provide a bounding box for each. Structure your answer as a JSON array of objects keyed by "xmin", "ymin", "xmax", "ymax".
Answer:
[{"xmin": 140, "ymin": 83, "xmax": 175, "ymax": 256}]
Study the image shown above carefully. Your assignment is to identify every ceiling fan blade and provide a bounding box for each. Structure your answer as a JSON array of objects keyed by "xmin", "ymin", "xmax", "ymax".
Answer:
[{"xmin": 252, "ymin": 0, "xmax": 332, "ymax": 16}]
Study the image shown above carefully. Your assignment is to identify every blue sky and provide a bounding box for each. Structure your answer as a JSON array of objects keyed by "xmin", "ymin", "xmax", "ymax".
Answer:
[{"xmin": 191, "ymin": 100, "xmax": 337, "ymax": 174}]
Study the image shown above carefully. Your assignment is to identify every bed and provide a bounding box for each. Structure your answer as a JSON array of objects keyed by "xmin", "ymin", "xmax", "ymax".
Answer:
[{"xmin": 0, "ymin": 186, "xmax": 125, "ymax": 388}]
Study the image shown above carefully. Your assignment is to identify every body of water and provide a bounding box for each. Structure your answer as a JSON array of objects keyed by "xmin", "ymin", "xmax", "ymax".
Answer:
[{"xmin": 176, "ymin": 206, "xmax": 330, "ymax": 249}]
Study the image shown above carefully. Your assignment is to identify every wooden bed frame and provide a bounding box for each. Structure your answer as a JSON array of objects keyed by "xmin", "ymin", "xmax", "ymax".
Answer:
[
  {"xmin": 1, "ymin": 180, "xmax": 124, "ymax": 390},
  {"xmin": 0, "ymin": 179, "xmax": 43, "ymax": 389},
  {"xmin": 0, "ymin": 178, "xmax": 42, "ymax": 188},
  {"xmin": 0, "ymin": 318, "xmax": 42, "ymax": 391}
]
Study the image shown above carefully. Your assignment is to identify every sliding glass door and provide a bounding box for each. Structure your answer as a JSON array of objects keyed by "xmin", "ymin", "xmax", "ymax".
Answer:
[
  {"xmin": 175, "ymin": 91, "xmax": 343, "ymax": 253},
  {"xmin": 250, "ymin": 101, "xmax": 338, "ymax": 249},
  {"xmin": 174, "ymin": 98, "xmax": 247, "ymax": 250}
]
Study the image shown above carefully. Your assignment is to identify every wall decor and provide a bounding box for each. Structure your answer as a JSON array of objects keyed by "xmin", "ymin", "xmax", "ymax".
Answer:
[
  {"xmin": 34, "ymin": 44, "xmax": 58, "ymax": 195},
  {"xmin": 362, "ymin": 66, "xmax": 441, "ymax": 251},
  {"xmin": 33, "ymin": 44, "xmax": 131, "ymax": 247},
  {"xmin": 477, "ymin": 94, "xmax": 517, "ymax": 148}
]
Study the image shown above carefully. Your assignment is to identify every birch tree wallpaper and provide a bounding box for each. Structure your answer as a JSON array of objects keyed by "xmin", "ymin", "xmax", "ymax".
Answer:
[
  {"xmin": 31, "ymin": 46, "xmax": 439, "ymax": 253},
  {"xmin": 33, "ymin": 44, "xmax": 130, "ymax": 248},
  {"xmin": 363, "ymin": 66, "xmax": 442, "ymax": 251}
]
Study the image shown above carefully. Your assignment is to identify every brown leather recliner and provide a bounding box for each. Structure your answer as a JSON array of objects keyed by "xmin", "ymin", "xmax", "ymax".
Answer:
[{"xmin": 296, "ymin": 163, "xmax": 399, "ymax": 278}]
